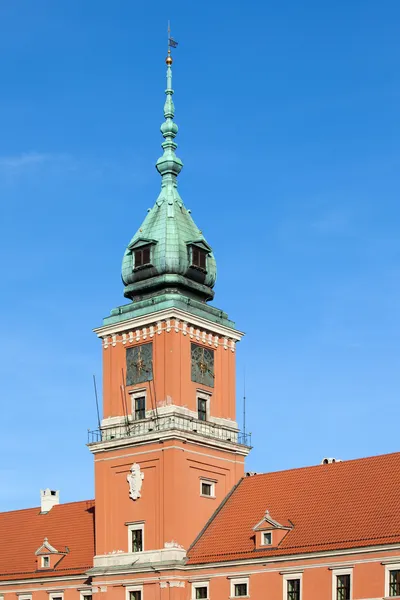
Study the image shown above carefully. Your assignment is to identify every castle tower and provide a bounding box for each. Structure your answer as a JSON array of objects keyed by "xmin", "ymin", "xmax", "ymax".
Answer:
[{"xmin": 89, "ymin": 46, "xmax": 251, "ymax": 578}]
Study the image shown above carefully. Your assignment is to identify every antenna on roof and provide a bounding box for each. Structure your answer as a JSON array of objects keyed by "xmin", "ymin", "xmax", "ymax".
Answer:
[
  {"xmin": 93, "ymin": 374, "xmax": 101, "ymax": 431},
  {"xmin": 243, "ymin": 366, "xmax": 246, "ymax": 437}
]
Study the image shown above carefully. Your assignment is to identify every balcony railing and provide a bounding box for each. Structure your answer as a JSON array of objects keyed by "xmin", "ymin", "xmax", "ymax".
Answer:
[{"xmin": 88, "ymin": 413, "xmax": 251, "ymax": 448}]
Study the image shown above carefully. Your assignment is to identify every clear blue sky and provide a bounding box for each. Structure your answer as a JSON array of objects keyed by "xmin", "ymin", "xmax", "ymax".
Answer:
[{"xmin": 0, "ymin": 0, "xmax": 399, "ymax": 511}]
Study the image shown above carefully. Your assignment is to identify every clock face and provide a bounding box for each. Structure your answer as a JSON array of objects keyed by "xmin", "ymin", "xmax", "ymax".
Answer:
[
  {"xmin": 191, "ymin": 343, "xmax": 215, "ymax": 388},
  {"xmin": 126, "ymin": 343, "xmax": 153, "ymax": 386}
]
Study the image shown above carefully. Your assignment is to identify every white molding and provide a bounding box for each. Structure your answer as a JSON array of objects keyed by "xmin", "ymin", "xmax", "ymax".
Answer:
[
  {"xmin": 0, "ymin": 577, "xmax": 88, "ymax": 589},
  {"xmin": 93, "ymin": 547, "xmax": 186, "ymax": 568},
  {"xmin": 79, "ymin": 592, "xmax": 92, "ymax": 600},
  {"xmin": 331, "ymin": 568, "xmax": 353, "ymax": 600},
  {"xmin": 191, "ymin": 581, "xmax": 209, "ymax": 599},
  {"xmin": 41, "ymin": 556, "xmax": 50, "ymax": 568},
  {"xmin": 384, "ymin": 562, "xmax": 400, "ymax": 597},
  {"xmin": 125, "ymin": 585, "xmax": 143, "ymax": 600},
  {"xmin": 230, "ymin": 577, "xmax": 249, "ymax": 598},
  {"xmin": 49, "ymin": 594, "xmax": 64, "ymax": 600},
  {"xmin": 127, "ymin": 523, "xmax": 144, "ymax": 553},
  {"xmin": 94, "ymin": 308, "xmax": 244, "ymax": 348},
  {"xmin": 282, "ymin": 572, "xmax": 302, "ymax": 600}
]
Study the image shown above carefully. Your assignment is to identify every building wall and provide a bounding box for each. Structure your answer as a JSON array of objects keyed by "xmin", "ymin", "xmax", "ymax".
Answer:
[
  {"xmin": 94, "ymin": 437, "xmax": 245, "ymax": 555},
  {"xmin": 101, "ymin": 324, "xmax": 237, "ymax": 422}
]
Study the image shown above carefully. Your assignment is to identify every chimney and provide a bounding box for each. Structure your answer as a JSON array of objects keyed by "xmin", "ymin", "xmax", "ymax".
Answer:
[{"xmin": 40, "ymin": 489, "xmax": 60, "ymax": 513}]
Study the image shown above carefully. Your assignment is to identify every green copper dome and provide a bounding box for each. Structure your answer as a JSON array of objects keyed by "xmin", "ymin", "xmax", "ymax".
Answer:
[{"xmin": 122, "ymin": 54, "xmax": 217, "ymax": 303}]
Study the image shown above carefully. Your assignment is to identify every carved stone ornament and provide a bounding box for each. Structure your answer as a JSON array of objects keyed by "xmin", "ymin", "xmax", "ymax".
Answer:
[{"xmin": 127, "ymin": 463, "xmax": 144, "ymax": 501}]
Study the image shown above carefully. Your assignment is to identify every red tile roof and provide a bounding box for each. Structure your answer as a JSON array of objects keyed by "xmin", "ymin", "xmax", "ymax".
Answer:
[
  {"xmin": 0, "ymin": 499, "xmax": 95, "ymax": 580},
  {"xmin": 188, "ymin": 452, "xmax": 400, "ymax": 564}
]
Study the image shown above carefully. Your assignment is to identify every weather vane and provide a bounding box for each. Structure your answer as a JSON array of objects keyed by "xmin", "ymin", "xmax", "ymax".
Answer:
[{"xmin": 166, "ymin": 21, "xmax": 178, "ymax": 65}]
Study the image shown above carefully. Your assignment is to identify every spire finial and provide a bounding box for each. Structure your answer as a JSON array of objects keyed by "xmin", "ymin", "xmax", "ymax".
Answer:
[
  {"xmin": 156, "ymin": 25, "xmax": 182, "ymax": 182},
  {"xmin": 166, "ymin": 21, "xmax": 173, "ymax": 65}
]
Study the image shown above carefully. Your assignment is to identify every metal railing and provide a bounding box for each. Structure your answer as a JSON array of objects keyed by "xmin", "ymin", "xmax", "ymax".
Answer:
[{"xmin": 88, "ymin": 413, "xmax": 251, "ymax": 447}]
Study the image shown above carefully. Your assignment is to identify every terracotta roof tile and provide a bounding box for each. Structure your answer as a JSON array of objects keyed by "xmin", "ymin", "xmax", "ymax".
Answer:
[
  {"xmin": 0, "ymin": 499, "xmax": 95, "ymax": 580},
  {"xmin": 188, "ymin": 452, "xmax": 400, "ymax": 564}
]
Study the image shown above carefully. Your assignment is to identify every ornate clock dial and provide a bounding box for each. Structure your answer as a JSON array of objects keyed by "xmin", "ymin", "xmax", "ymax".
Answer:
[
  {"xmin": 191, "ymin": 343, "xmax": 215, "ymax": 388},
  {"xmin": 126, "ymin": 342, "xmax": 153, "ymax": 385}
]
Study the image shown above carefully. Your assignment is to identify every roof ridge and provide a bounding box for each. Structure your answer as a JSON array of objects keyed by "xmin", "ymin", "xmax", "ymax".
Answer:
[
  {"xmin": 248, "ymin": 450, "xmax": 400, "ymax": 479},
  {"xmin": 0, "ymin": 498, "xmax": 94, "ymax": 517}
]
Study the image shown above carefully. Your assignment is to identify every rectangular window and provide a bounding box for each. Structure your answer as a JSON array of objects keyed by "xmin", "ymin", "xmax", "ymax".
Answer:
[
  {"xmin": 287, "ymin": 578, "xmax": 300, "ymax": 600},
  {"xmin": 201, "ymin": 482, "xmax": 212, "ymax": 496},
  {"xmin": 200, "ymin": 479, "xmax": 215, "ymax": 497},
  {"xmin": 131, "ymin": 527, "xmax": 143, "ymax": 552},
  {"xmin": 192, "ymin": 247, "xmax": 207, "ymax": 270},
  {"xmin": 129, "ymin": 593, "xmax": 141, "ymax": 600},
  {"xmin": 234, "ymin": 583, "xmax": 248, "ymax": 597},
  {"xmin": 42, "ymin": 555, "xmax": 50, "ymax": 567},
  {"xmin": 193, "ymin": 585, "xmax": 208, "ymax": 599},
  {"xmin": 390, "ymin": 570, "xmax": 400, "ymax": 597},
  {"xmin": 336, "ymin": 574, "xmax": 350, "ymax": 600},
  {"xmin": 262, "ymin": 531, "xmax": 272, "ymax": 545},
  {"xmin": 198, "ymin": 397, "xmax": 207, "ymax": 421},
  {"xmin": 134, "ymin": 246, "xmax": 151, "ymax": 268},
  {"xmin": 134, "ymin": 396, "xmax": 146, "ymax": 420}
]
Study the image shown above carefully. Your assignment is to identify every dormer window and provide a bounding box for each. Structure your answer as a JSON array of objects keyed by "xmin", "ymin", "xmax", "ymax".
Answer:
[
  {"xmin": 134, "ymin": 246, "xmax": 151, "ymax": 268},
  {"xmin": 192, "ymin": 247, "xmax": 207, "ymax": 270},
  {"xmin": 41, "ymin": 555, "xmax": 50, "ymax": 568},
  {"xmin": 262, "ymin": 531, "xmax": 272, "ymax": 545}
]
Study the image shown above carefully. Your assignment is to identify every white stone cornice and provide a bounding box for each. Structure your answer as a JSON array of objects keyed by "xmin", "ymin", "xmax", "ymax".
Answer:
[{"xmin": 94, "ymin": 307, "xmax": 244, "ymax": 344}]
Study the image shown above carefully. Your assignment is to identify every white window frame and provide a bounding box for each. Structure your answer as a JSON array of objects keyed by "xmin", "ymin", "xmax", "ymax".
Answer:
[
  {"xmin": 196, "ymin": 390, "xmax": 211, "ymax": 421},
  {"xmin": 331, "ymin": 568, "xmax": 353, "ymax": 600},
  {"xmin": 127, "ymin": 522, "xmax": 144, "ymax": 552},
  {"xmin": 191, "ymin": 581, "xmax": 209, "ymax": 599},
  {"xmin": 230, "ymin": 577, "xmax": 249, "ymax": 598},
  {"xmin": 125, "ymin": 586, "xmax": 143, "ymax": 600},
  {"xmin": 200, "ymin": 478, "xmax": 216, "ymax": 498},
  {"xmin": 80, "ymin": 591, "xmax": 92, "ymax": 600},
  {"xmin": 283, "ymin": 573, "xmax": 302, "ymax": 600},
  {"xmin": 385, "ymin": 562, "xmax": 400, "ymax": 598},
  {"xmin": 41, "ymin": 555, "xmax": 50, "ymax": 568},
  {"xmin": 19, "ymin": 596, "xmax": 32, "ymax": 600},
  {"xmin": 130, "ymin": 388, "xmax": 147, "ymax": 421},
  {"xmin": 261, "ymin": 531, "xmax": 273, "ymax": 546},
  {"xmin": 49, "ymin": 593, "xmax": 64, "ymax": 600}
]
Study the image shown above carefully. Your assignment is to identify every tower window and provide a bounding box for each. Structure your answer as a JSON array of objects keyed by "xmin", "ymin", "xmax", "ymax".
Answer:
[
  {"xmin": 198, "ymin": 397, "xmax": 207, "ymax": 421},
  {"xmin": 200, "ymin": 479, "xmax": 215, "ymax": 497},
  {"xmin": 134, "ymin": 396, "xmax": 146, "ymax": 420},
  {"xmin": 134, "ymin": 246, "xmax": 151, "ymax": 268},
  {"xmin": 129, "ymin": 524, "xmax": 144, "ymax": 552},
  {"xmin": 191, "ymin": 247, "xmax": 207, "ymax": 270}
]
